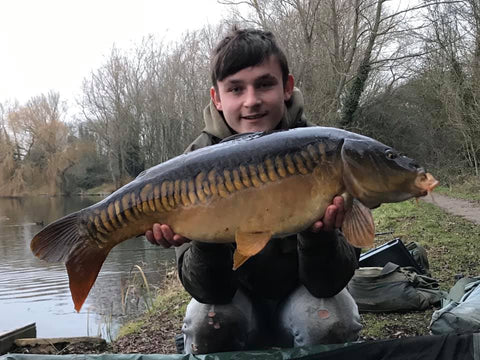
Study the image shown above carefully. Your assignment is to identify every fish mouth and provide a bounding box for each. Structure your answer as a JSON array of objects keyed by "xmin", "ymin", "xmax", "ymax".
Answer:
[{"xmin": 414, "ymin": 171, "xmax": 439, "ymax": 197}]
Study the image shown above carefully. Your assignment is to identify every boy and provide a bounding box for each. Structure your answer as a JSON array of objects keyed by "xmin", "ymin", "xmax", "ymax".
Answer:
[{"xmin": 146, "ymin": 28, "xmax": 361, "ymax": 354}]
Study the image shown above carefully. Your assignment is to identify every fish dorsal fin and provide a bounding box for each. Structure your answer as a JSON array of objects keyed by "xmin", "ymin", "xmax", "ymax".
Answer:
[
  {"xmin": 343, "ymin": 197, "xmax": 375, "ymax": 248},
  {"xmin": 220, "ymin": 132, "xmax": 265, "ymax": 144},
  {"xmin": 233, "ymin": 230, "xmax": 272, "ymax": 270}
]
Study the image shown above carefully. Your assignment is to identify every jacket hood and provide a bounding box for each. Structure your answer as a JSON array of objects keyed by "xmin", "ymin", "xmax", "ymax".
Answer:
[{"xmin": 202, "ymin": 87, "xmax": 307, "ymax": 140}]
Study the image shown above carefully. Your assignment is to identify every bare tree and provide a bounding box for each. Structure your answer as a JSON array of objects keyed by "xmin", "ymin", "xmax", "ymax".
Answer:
[
  {"xmin": 79, "ymin": 28, "xmax": 215, "ymax": 187},
  {"xmin": 1, "ymin": 93, "xmax": 79, "ymax": 195},
  {"xmin": 421, "ymin": 0, "xmax": 480, "ymax": 175},
  {"xmin": 219, "ymin": 0, "xmax": 429, "ymax": 127},
  {"xmin": 80, "ymin": 46, "xmax": 144, "ymax": 187}
]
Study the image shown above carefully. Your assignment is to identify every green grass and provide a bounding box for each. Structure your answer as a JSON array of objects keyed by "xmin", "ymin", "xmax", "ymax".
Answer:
[
  {"xmin": 151, "ymin": 268, "xmax": 191, "ymax": 319},
  {"xmin": 434, "ymin": 175, "xmax": 480, "ymax": 202},
  {"xmin": 116, "ymin": 320, "xmax": 145, "ymax": 339},
  {"xmin": 360, "ymin": 199, "xmax": 480, "ymax": 339},
  {"xmin": 372, "ymin": 200, "xmax": 480, "ymax": 287}
]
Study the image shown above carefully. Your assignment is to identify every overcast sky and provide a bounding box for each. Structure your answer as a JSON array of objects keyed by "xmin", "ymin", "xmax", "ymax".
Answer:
[{"xmin": 0, "ymin": 0, "xmax": 228, "ymax": 107}]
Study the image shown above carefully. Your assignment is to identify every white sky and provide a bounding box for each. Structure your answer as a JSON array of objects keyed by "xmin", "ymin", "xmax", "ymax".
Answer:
[{"xmin": 0, "ymin": 0, "xmax": 227, "ymax": 107}]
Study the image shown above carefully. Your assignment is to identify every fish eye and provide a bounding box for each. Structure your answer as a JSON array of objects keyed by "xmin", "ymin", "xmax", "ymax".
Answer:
[{"xmin": 385, "ymin": 150, "xmax": 397, "ymax": 160}]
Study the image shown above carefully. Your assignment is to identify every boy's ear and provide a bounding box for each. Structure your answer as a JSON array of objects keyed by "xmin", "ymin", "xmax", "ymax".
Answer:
[
  {"xmin": 283, "ymin": 74, "xmax": 295, "ymax": 102},
  {"xmin": 210, "ymin": 87, "xmax": 223, "ymax": 111}
]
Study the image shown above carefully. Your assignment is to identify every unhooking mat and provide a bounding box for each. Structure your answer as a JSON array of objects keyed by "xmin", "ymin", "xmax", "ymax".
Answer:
[{"xmin": 2, "ymin": 333, "xmax": 480, "ymax": 360}]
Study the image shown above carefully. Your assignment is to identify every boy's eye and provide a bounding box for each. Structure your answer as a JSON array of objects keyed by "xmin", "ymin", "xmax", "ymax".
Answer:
[
  {"xmin": 258, "ymin": 81, "xmax": 275, "ymax": 89},
  {"xmin": 229, "ymin": 86, "xmax": 243, "ymax": 94}
]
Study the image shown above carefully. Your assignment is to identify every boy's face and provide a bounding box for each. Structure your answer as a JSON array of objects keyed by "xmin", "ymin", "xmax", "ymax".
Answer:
[{"xmin": 211, "ymin": 56, "xmax": 294, "ymax": 134}]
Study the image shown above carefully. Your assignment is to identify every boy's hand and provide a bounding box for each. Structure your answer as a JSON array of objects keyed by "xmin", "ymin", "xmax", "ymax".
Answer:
[
  {"xmin": 145, "ymin": 224, "xmax": 191, "ymax": 248},
  {"xmin": 308, "ymin": 196, "xmax": 345, "ymax": 233}
]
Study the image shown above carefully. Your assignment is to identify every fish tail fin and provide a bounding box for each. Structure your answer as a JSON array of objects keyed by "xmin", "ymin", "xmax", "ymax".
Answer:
[
  {"xmin": 30, "ymin": 211, "xmax": 110, "ymax": 312},
  {"xmin": 66, "ymin": 245, "xmax": 109, "ymax": 312}
]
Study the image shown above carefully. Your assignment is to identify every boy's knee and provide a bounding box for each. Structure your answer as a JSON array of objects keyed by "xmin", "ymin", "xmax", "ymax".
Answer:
[
  {"xmin": 182, "ymin": 296, "xmax": 256, "ymax": 354},
  {"xmin": 279, "ymin": 287, "xmax": 362, "ymax": 346}
]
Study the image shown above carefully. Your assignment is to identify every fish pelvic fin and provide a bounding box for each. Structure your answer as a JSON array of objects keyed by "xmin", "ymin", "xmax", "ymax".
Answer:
[
  {"xmin": 30, "ymin": 211, "xmax": 111, "ymax": 312},
  {"xmin": 343, "ymin": 198, "xmax": 375, "ymax": 248},
  {"xmin": 233, "ymin": 230, "xmax": 272, "ymax": 270},
  {"xmin": 233, "ymin": 252, "xmax": 251, "ymax": 270}
]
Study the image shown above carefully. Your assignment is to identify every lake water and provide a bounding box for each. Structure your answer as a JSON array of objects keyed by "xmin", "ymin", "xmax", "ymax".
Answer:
[{"xmin": 0, "ymin": 196, "xmax": 176, "ymax": 341}]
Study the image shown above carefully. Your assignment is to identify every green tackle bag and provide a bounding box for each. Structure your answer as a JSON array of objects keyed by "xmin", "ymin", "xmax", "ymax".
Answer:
[{"xmin": 348, "ymin": 262, "xmax": 446, "ymax": 312}]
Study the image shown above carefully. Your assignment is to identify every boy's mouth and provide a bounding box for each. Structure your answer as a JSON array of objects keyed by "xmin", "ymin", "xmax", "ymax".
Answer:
[{"xmin": 241, "ymin": 112, "xmax": 268, "ymax": 120}]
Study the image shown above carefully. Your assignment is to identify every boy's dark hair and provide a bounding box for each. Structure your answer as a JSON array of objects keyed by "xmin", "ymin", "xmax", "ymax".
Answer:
[{"xmin": 211, "ymin": 27, "xmax": 289, "ymax": 88}]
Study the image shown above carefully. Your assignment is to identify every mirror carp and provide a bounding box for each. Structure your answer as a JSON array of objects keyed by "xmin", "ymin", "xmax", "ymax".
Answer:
[{"xmin": 31, "ymin": 127, "xmax": 438, "ymax": 311}]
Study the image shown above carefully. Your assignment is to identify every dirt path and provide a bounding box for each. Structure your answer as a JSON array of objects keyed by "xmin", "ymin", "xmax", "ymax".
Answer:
[{"xmin": 421, "ymin": 193, "xmax": 480, "ymax": 225}]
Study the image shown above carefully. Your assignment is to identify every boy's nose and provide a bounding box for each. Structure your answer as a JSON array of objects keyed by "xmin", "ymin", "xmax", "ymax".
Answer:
[{"xmin": 243, "ymin": 88, "xmax": 261, "ymax": 107}]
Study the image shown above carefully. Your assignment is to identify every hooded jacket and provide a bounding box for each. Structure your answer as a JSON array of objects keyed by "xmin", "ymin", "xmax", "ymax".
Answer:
[{"xmin": 175, "ymin": 89, "xmax": 358, "ymax": 304}]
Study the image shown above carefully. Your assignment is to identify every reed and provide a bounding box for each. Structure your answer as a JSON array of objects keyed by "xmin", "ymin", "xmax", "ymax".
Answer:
[{"xmin": 121, "ymin": 263, "xmax": 155, "ymax": 314}]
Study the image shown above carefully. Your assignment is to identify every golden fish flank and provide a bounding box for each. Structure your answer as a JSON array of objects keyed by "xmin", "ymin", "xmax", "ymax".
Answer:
[
  {"xmin": 128, "ymin": 192, "xmax": 139, "ymax": 219},
  {"xmin": 284, "ymin": 153, "xmax": 296, "ymax": 175},
  {"xmin": 275, "ymin": 156, "xmax": 287, "ymax": 178},
  {"xmin": 120, "ymin": 194, "xmax": 134, "ymax": 222},
  {"xmin": 166, "ymin": 181, "xmax": 174, "ymax": 208},
  {"xmin": 223, "ymin": 170, "xmax": 235, "ymax": 193},
  {"xmin": 107, "ymin": 203, "xmax": 119, "ymax": 229},
  {"xmin": 113, "ymin": 199, "xmax": 123, "ymax": 223},
  {"xmin": 160, "ymin": 181, "xmax": 172, "ymax": 211},
  {"xmin": 307, "ymin": 144, "xmax": 320, "ymax": 163},
  {"xmin": 239, "ymin": 165, "xmax": 252, "ymax": 187},
  {"xmin": 30, "ymin": 126, "xmax": 439, "ymax": 312},
  {"xmin": 217, "ymin": 174, "xmax": 229, "ymax": 198},
  {"xmin": 265, "ymin": 158, "xmax": 278, "ymax": 182},
  {"xmin": 231, "ymin": 169, "xmax": 244, "ymax": 190},
  {"xmin": 153, "ymin": 184, "xmax": 163, "ymax": 212},
  {"xmin": 195, "ymin": 173, "xmax": 207, "ymax": 203}
]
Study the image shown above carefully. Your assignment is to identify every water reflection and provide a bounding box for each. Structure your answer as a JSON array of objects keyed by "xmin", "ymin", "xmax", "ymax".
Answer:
[{"xmin": 0, "ymin": 196, "xmax": 175, "ymax": 340}]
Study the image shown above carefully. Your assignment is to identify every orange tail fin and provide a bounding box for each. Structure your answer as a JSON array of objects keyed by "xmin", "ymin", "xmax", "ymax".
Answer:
[
  {"xmin": 66, "ymin": 245, "xmax": 109, "ymax": 312},
  {"xmin": 31, "ymin": 211, "xmax": 110, "ymax": 312}
]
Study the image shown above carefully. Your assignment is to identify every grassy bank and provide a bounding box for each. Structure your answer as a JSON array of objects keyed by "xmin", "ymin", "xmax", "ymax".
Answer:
[
  {"xmin": 113, "ymin": 196, "xmax": 480, "ymax": 349},
  {"xmin": 112, "ymin": 269, "xmax": 190, "ymax": 353},
  {"xmin": 435, "ymin": 175, "xmax": 480, "ymax": 202}
]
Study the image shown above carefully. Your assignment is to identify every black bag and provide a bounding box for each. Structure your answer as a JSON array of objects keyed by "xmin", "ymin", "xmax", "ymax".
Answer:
[{"xmin": 359, "ymin": 238, "xmax": 430, "ymax": 275}]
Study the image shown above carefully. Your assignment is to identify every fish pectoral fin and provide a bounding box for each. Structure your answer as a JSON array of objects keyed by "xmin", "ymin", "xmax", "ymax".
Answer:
[
  {"xmin": 343, "ymin": 198, "xmax": 375, "ymax": 248},
  {"xmin": 233, "ymin": 230, "xmax": 272, "ymax": 270},
  {"xmin": 66, "ymin": 244, "xmax": 110, "ymax": 312}
]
